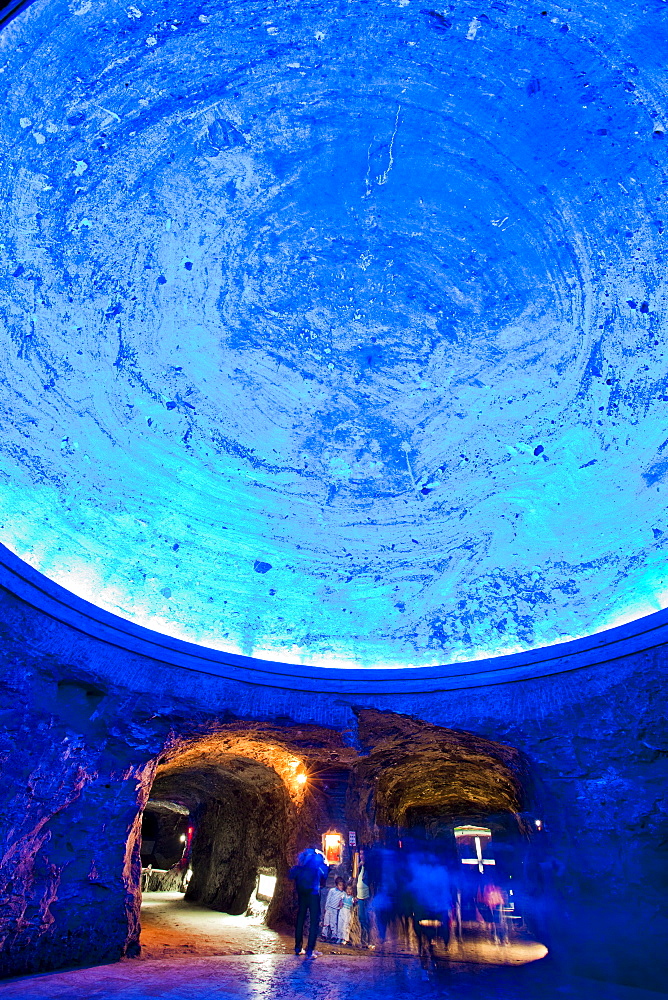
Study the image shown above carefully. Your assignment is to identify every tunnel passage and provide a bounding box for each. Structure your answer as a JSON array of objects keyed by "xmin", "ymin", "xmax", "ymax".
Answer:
[
  {"xmin": 147, "ymin": 736, "xmax": 304, "ymax": 917},
  {"xmin": 139, "ymin": 724, "xmax": 359, "ymax": 932},
  {"xmin": 137, "ymin": 713, "xmax": 542, "ymax": 939},
  {"xmin": 347, "ymin": 710, "xmax": 545, "ymax": 954},
  {"xmin": 140, "ymin": 799, "xmax": 190, "ymax": 891}
]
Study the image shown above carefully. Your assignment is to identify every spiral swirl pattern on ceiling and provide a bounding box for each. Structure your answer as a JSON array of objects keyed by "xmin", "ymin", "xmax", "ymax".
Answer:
[{"xmin": 1, "ymin": 0, "xmax": 667, "ymax": 667}]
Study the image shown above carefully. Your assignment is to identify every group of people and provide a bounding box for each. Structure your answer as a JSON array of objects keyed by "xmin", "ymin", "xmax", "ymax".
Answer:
[
  {"xmin": 288, "ymin": 846, "xmax": 373, "ymax": 958},
  {"xmin": 321, "ymin": 877, "xmax": 355, "ymax": 945},
  {"xmin": 289, "ymin": 839, "xmax": 511, "ymax": 963}
]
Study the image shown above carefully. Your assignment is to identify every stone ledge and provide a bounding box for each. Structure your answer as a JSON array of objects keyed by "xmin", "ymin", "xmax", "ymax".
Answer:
[{"xmin": 2, "ymin": 544, "xmax": 668, "ymax": 694}]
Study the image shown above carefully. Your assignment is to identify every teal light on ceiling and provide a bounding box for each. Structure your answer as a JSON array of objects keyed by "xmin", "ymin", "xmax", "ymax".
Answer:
[{"xmin": 0, "ymin": 0, "xmax": 667, "ymax": 667}]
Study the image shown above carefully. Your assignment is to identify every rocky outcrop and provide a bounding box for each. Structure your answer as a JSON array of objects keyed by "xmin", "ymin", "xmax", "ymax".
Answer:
[
  {"xmin": 0, "ymin": 663, "xmax": 162, "ymax": 976},
  {"xmin": 350, "ymin": 708, "xmax": 530, "ymax": 837}
]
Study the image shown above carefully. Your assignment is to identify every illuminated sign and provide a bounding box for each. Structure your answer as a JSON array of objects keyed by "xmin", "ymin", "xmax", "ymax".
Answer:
[
  {"xmin": 454, "ymin": 825, "xmax": 496, "ymax": 874},
  {"xmin": 323, "ymin": 832, "xmax": 344, "ymax": 865},
  {"xmin": 257, "ymin": 874, "xmax": 277, "ymax": 901}
]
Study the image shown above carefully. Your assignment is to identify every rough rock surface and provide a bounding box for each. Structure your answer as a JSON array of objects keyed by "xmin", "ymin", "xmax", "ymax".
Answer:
[{"xmin": 351, "ymin": 708, "xmax": 530, "ymax": 834}]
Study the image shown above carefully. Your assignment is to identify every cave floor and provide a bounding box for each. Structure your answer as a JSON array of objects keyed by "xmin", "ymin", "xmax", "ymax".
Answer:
[
  {"xmin": 139, "ymin": 892, "xmax": 547, "ymax": 965},
  {"xmin": 0, "ymin": 955, "xmax": 663, "ymax": 1000},
  {"xmin": 139, "ymin": 892, "xmax": 293, "ymax": 958}
]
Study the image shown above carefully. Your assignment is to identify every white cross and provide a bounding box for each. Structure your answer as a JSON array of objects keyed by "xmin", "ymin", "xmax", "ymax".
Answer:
[{"xmin": 461, "ymin": 836, "xmax": 496, "ymax": 874}]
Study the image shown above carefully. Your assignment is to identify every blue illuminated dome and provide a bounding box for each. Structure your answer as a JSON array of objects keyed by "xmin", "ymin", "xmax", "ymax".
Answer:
[{"xmin": 0, "ymin": 0, "xmax": 666, "ymax": 667}]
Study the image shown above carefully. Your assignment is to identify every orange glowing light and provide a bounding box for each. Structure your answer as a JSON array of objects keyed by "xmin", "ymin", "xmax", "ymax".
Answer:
[
  {"xmin": 323, "ymin": 832, "xmax": 343, "ymax": 865},
  {"xmin": 154, "ymin": 734, "xmax": 310, "ymax": 805}
]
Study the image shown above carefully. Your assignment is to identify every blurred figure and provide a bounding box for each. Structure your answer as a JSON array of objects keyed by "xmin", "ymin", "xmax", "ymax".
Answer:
[
  {"xmin": 289, "ymin": 847, "xmax": 329, "ymax": 957},
  {"xmin": 368, "ymin": 842, "xmax": 400, "ymax": 950},
  {"xmin": 406, "ymin": 840, "xmax": 454, "ymax": 968},
  {"xmin": 394, "ymin": 839, "xmax": 417, "ymax": 944},
  {"xmin": 476, "ymin": 882, "xmax": 506, "ymax": 944}
]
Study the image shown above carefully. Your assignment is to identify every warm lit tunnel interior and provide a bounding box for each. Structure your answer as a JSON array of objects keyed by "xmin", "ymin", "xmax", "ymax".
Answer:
[
  {"xmin": 144, "ymin": 735, "xmax": 303, "ymax": 918},
  {"xmin": 134, "ymin": 713, "xmax": 547, "ymax": 965}
]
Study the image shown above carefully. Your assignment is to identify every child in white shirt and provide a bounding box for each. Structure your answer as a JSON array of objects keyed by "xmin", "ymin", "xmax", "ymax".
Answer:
[{"xmin": 321, "ymin": 877, "xmax": 345, "ymax": 941}]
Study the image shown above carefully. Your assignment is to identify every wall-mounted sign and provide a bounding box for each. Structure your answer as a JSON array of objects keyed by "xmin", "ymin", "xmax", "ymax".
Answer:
[
  {"xmin": 323, "ymin": 832, "xmax": 343, "ymax": 865},
  {"xmin": 348, "ymin": 831, "xmax": 356, "ymax": 847}
]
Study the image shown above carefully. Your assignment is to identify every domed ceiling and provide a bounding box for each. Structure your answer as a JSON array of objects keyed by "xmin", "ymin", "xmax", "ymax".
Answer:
[{"xmin": 0, "ymin": 0, "xmax": 666, "ymax": 668}]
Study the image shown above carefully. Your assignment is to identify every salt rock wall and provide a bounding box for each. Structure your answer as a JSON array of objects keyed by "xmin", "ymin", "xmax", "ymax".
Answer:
[
  {"xmin": 0, "ymin": 584, "xmax": 666, "ymax": 991},
  {"xmin": 0, "ymin": 652, "xmax": 160, "ymax": 975},
  {"xmin": 0, "ymin": 582, "xmax": 359, "ymax": 974},
  {"xmin": 350, "ymin": 707, "xmax": 530, "ymax": 829}
]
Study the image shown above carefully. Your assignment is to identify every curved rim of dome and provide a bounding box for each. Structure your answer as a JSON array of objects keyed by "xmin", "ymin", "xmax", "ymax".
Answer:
[
  {"xmin": 0, "ymin": 0, "xmax": 33, "ymax": 30},
  {"xmin": 1, "ymin": 543, "xmax": 666, "ymax": 694}
]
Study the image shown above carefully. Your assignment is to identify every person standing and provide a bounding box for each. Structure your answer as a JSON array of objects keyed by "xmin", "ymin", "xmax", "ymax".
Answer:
[
  {"xmin": 356, "ymin": 848, "xmax": 371, "ymax": 947},
  {"xmin": 338, "ymin": 882, "xmax": 356, "ymax": 944},
  {"xmin": 322, "ymin": 876, "xmax": 346, "ymax": 941},
  {"xmin": 289, "ymin": 847, "xmax": 329, "ymax": 958}
]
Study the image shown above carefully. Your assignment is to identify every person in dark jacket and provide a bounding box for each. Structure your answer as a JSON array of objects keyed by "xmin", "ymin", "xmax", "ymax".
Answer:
[{"xmin": 289, "ymin": 847, "xmax": 329, "ymax": 957}]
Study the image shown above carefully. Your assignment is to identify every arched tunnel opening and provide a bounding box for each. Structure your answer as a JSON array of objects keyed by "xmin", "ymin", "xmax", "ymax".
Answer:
[
  {"xmin": 131, "ymin": 712, "xmax": 548, "ymax": 966},
  {"xmin": 136, "ymin": 731, "xmax": 313, "ymax": 956},
  {"xmin": 149, "ymin": 757, "xmax": 292, "ymax": 915},
  {"xmin": 345, "ymin": 710, "xmax": 549, "ymax": 964}
]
